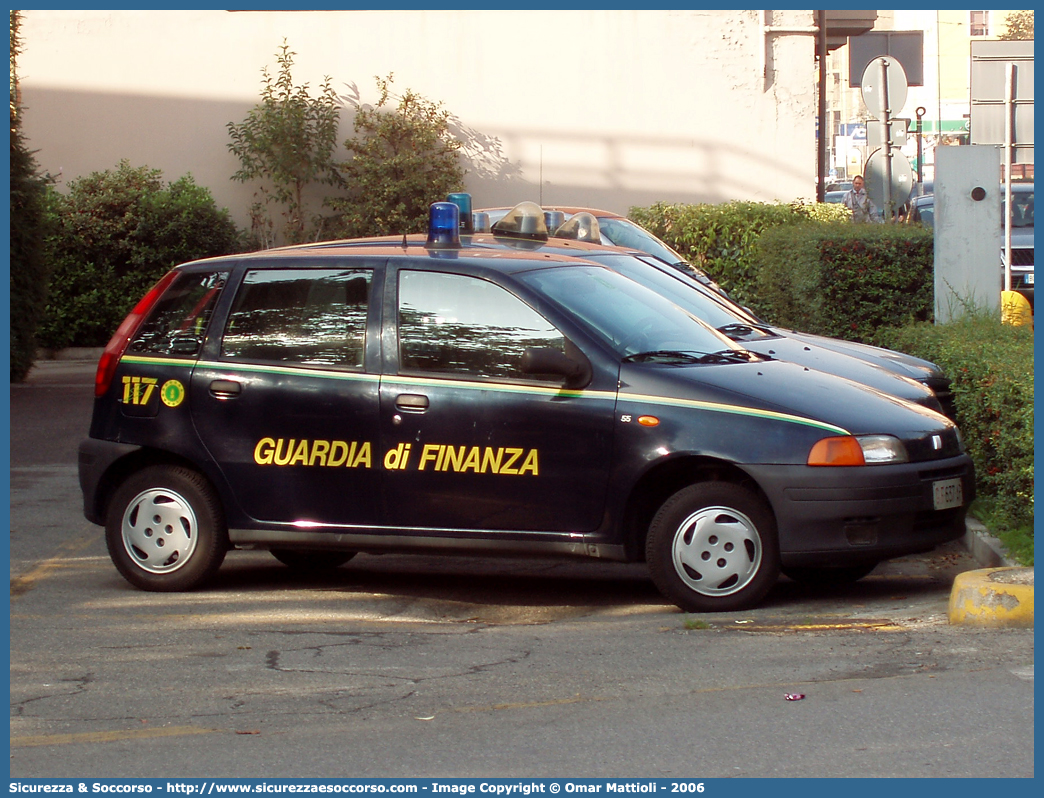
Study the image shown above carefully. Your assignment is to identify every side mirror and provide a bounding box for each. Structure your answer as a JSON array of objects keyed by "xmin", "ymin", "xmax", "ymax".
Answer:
[{"xmin": 520, "ymin": 346, "xmax": 592, "ymax": 389}]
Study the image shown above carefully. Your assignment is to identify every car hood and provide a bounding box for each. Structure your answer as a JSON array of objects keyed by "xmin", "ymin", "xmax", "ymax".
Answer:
[
  {"xmin": 739, "ymin": 336, "xmax": 940, "ymax": 409},
  {"xmin": 619, "ymin": 358, "xmax": 953, "ymax": 442},
  {"xmin": 779, "ymin": 331, "xmax": 945, "ymax": 382}
]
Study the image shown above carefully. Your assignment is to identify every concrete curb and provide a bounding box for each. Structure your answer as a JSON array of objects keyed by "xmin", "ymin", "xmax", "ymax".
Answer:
[
  {"xmin": 948, "ymin": 567, "xmax": 1034, "ymax": 627},
  {"xmin": 962, "ymin": 517, "xmax": 1017, "ymax": 567},
  {"xmin": 953, "ymin": 518, "xmax": 1033, "ymax": 627}
]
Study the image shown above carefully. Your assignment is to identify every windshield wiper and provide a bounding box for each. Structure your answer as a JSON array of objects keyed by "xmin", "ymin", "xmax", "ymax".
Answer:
[
  {"xmin": 623, "ymin": 349, "xmax": 766, "ymax": 365},
  {"xmin": 622, "ymin": 350, "xmax": 707, "ymax": 364}
]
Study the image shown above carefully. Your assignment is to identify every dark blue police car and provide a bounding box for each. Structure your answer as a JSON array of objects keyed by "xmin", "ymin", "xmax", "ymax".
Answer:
[{"xmin": 79, "ymin": 203, "xmax": 974, "ymax": 612}]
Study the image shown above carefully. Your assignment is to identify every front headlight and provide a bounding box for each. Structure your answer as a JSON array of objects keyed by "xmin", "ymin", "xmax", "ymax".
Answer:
[
  {"xmin": 808, "ymin": 435, "xmax": 909, "ymax": 466},
  {"xmin": 857, "ymin": 435, "xmax": 909, "ymax": 464}
]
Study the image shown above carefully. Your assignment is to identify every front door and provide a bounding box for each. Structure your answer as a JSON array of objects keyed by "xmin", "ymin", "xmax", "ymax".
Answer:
[{"xmin": 380, "ymin": 267, "xmax": 616, "ymax": 533}]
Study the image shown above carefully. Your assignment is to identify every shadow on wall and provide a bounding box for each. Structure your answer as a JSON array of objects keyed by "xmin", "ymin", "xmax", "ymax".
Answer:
[{"xmin": 22, "ymin": 85, "xmax": 814, "ymax": 233}]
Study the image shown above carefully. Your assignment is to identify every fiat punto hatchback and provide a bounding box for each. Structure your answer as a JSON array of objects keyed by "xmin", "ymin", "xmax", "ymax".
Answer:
[{"xmin": 79, "ymin": 204, "xmax": 974, "ymax": 612}]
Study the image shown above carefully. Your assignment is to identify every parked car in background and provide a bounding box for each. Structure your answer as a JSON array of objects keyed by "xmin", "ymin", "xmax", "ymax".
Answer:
[
  {"xmin": 475, "ymin": 202, "xmax": 956, "ymax": 417},
  {"xmin": 907, "ymin": 183, "xmax": 1033, "ymax": 306},
  {"xmin": 907, "ymin": 194, "xmax": 934, "ymax": 227},
  {"xmin": 479, "ymin": 205, "xmax": 728, "ymax": 295}
]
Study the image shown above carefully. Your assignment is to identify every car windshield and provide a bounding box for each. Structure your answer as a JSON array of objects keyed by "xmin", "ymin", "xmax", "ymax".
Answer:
[
  {"xmin": 583, "ymin": 253, "xmax": 774, "ymax": 340},
  {"xmin": 915, "ymin": 200, "xmax": 934, "ymax": 228},
  {"xmin": 517, "ymin": 265, "xmax": 738, "ymax": 360},
  {"xmin": 596, "ymin": 217, "xmax": 689, "ymax": 265}
]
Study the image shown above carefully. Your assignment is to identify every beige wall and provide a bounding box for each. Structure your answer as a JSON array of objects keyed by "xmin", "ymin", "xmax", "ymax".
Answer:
[{"xmin": 19, "ymin": 9, "xmax": 819, "ymax": 234}]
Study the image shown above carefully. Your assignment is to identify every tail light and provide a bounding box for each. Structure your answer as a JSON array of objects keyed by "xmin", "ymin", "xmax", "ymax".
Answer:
[{"xmin": 94, "ymin": 270, "xmax": 179, "ymax": 397}]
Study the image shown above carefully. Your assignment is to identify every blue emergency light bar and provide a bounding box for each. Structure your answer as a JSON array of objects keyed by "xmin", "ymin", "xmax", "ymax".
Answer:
[{"xmin": 426, "ymin": 202, "xmax": 462, "ymax": 249}]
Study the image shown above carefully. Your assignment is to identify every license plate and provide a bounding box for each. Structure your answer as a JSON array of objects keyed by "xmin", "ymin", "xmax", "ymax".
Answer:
[
  {"xmin": 933, "ymin": 478, "xmax": 964, "ymax": 510},
  {"xmin": 1026, "ymin": 273, "xmax": 1034, "ymax": 285}
]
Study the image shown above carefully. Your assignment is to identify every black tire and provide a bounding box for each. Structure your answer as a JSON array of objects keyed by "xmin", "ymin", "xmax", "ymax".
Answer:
[
  {"xmin": 270, "ymin": 549, "xmax": 356, "ymax": 571},
  {"xmin": 105, "ymin": 465, "xmax": 228, "ymax": 591},
  {"xmin": 646, "ymin": 482, "xmax": 779, "ymax": 613},
  {"xmin": 782, "ymin": 563, "xmax": 878, "ymax": 587}
]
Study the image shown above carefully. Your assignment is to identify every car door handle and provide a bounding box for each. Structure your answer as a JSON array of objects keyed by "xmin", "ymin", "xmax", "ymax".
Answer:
[
  {"xmin": 395, "ymin": 394, "xmax": 429, "ymax": 412},
  {"xmin": 209, "ymin": 379, "xmax": 242, "ymax": 398}
]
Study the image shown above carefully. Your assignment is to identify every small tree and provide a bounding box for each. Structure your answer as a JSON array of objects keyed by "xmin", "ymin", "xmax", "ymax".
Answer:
[
  {"xmin": 328, "ymin": 74, "xmax": 465, "ymax": 239},
  {"xmin": 10, "ymin": 10, "xmax": 53, "ymax": 381},
  {"xmin": 227, "ymin": 41, "xmax": 341, "ymax": 246},
  {"xmin": 999, "ymin": 10, "xmax": 1034, "ymax": 40}
]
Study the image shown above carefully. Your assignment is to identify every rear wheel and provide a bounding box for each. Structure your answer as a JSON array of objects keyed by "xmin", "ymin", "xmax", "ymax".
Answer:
[
  {"xmin": 106, "ymin": 465, "xmax": 227, "ymax": 591},
  {"xmin": 270, "ymin": 549, "xmax": 356, "ymax": 571},
  {"xmin": 646, "ymin": 482, "xmax": 779, "ymax": 613},
  {"xmin": 782, "ymin": 563, "xmax": 878, "ymax": 587}
]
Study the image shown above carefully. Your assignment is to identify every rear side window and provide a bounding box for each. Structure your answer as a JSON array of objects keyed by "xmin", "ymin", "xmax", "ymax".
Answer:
[
  {"xmin": 221, "ymin": 268, "xmax": 372, "ymax": 369},
  {"xmin": 127, "ymin": 271, "xmax": 227, "ymax": 358}
]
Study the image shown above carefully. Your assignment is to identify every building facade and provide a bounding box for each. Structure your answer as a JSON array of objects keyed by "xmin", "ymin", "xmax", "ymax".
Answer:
[
  {"xmin": 18, "ymin": 9, "xmax": 822, "ymax": 237},
  {"xmin": 824, "ymin": 9, "xmax": 1031, "ymax": 183}
]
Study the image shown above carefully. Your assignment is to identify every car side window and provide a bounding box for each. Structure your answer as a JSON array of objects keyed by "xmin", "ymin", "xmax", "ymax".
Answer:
[
  {"xmin": 398, "ymin": 270, "xmax": 566, "ymax": 382},
  {"xmin": 221, "ymin": 268, "xmax": 372, "ymax": 369},
  {"xmin": 128, "ymin": 271, "xmax": 227, "ymax": 358}
]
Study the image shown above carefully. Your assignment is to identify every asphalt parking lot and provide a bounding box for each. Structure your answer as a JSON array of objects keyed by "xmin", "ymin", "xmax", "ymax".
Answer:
[{"xmin": 9, "ymin": 358, "xmax": 1035, "ymax": 778}]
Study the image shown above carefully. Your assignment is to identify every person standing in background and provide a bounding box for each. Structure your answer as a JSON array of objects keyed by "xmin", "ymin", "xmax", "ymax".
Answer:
[{"xmin": 842, "ymin": 175, "xmax": 881, "ymax": 223}]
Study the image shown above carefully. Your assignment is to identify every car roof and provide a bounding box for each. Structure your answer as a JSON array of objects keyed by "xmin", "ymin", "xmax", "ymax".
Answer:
[
  {"xmin": 289, "ymin": 233, "xmax": 648, "ymax": 263},
  {"xmin": 177, "ymin": 238, "xmax": 610, "ymax": 276},
  {"xmin": 479, "ymin": 206, "xmax": 626, "ymax": 219}
]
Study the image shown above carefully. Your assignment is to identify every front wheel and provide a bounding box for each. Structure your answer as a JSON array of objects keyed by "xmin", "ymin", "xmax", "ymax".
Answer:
[
  {"xmin": 646, "ymin": 482, "xmax": 779, "ymax": 613},
  {"xmin": 105, "ymin": 465, "xmax": 228, "ymax": 591}
]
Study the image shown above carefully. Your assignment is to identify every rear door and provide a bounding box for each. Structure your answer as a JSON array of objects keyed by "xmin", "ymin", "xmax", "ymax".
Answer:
[{"xmin": 192, "ymin": 260, "xmax": 384, "ymax": 526}]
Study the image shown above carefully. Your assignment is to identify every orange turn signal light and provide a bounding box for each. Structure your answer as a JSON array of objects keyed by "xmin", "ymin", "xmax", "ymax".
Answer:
[
  {"xmin": 807, "ymin": 436, "xmax": 865, "ymax": 466},
  {"xmin": 638, "ymin": 415, "xmax": 660, "ymax": 427}
]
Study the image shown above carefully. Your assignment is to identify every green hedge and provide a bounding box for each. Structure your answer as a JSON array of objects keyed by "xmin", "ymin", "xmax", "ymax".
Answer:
[
  {"xmin": 9, "ymin": 124, "xmax": 52, "ymax": 381},
  {"xmin": 876, "ymin": 316, "xmax": 1034, "ymax": 565},
  {"xmin": 39, "ymin": 162, "xmax": 244, "ymax": 349},
  {"xmin": 628, "ymin": 200, "xmax": 847, "ymax": 308},
  {"xmin": 754, "ymin": 223, "xmax": 935, "ymax": 341},
  {"xmin": 10, "ymin": 10, "xmax": 52, "ymax": 382}
]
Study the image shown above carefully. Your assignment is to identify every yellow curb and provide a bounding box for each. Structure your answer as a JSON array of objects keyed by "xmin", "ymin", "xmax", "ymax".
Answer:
[{"xmin": 948, "ymin": 567, "xmax": 1034, "ymax": 627}]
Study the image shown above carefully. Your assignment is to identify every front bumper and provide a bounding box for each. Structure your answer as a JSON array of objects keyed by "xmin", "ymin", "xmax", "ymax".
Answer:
[{"xmin": 745, "ymin": 454, "xmax": 975, "ymax": 567}]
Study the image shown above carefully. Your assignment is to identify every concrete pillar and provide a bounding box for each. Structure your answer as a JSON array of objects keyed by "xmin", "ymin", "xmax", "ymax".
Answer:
[{"xmin": 933, "ymin": 146, "xmax": 1002, "ymax": 322}]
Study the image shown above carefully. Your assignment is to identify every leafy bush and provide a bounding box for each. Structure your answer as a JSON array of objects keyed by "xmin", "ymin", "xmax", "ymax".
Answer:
[
  {"xmin": 39, "ymin": 161, "xmax": 244, "ymax": 349},
  {"xmin": 227, "ymin": 41, "xmax": 341, "ymax": 247},
  {"xmin": 327, "ymin": 74, "xmax": 465, "ymax": 239},
  {"xmin": 754, "ymin": 222, "xmax": 934, "ymax": 341},
  {"xmin": 9, "ymin": 11, "xmax": 52, "ymax": 381},
  {"xmin": 628, "ymin": 200, "xmax": 848, "ymax": 308},
  {"xmin": 876, "ymin": 315, "xmax": 1033, "ymax": 564}
]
